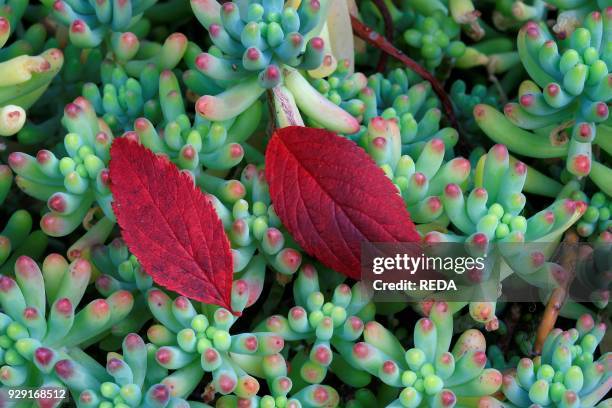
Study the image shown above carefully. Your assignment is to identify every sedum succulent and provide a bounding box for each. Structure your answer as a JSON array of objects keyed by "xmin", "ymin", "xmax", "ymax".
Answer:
[
  {"xmin": 0, "ymin": 13, "xmax": 63, "ymax": 137},
  {"xmin": 73, "ymin": 333, "xmax": 209, "ymax": 408},
  {"xmin": 128, "ymin": 75, "xmax": 260, "ymax": 174},
  {"xmin": 424, "ymin": 144, "xmax": 584, "ymax": 245},
  {"xmin": 483, "ymin": 314, "xmax": 611, "ymax": 407},
  {"xmin": 0, "ymin": 210, "xmax": 47, "ymax": 275},
  {"xmin": 9, "ymin": 97, "xmax": 118, "ymax": 236},
  {"xmin": 215, "ymin": 383, "xmax": 340, "ymax": 408},
  {"xmin": 557, "ymin": 180, "xmax": 611, "ymax": 239},
  {"xmin": 191, "ymin": 0, "xmax": 328, "ymax": 87},
  {"xmin": 346, "ymin": 301, "xmax": 503, "ymax": 407},
  {"xmin": 475, "ymin": 9, "xmax": 612, "ymax": 196},
  {"xmin": 491, "ymin": 0, "xmax": 547, "ymax": 31},
  {"xmin": 357, "ymin": 0, "xmax": 415, "ymax": 36},
  {"xmin": 358, "ymin": 68, "xmax": 458, "ymax": 155},
  {"xmin": 402, "ymin": 9, "xmax": 466, "ymax": 70},
  {"xmin": 548, "ymin": 0, "xmax": 612, "ymax": 38},
  {"xmin": 82, "ymin": 62, "xmax": 163, "ymax": 135},
  {"xmin": 16, "ymin": 44, "xmax": 103, "ymax": 147},
  {"xmin": 450, "ymin": 80, "xmax": 501, "ymax": 136},
  {"xmin": 46, "ymin": 0, "xmax": 157, "ymax": 48},
  {"xmin": 80, "ymin": 31, "xmax": 188, "ymax": 134},
  {"xmin": 189, "ymin": 0, "xmax": 361, "ymax": 134},
  {"xmin": 207, "ymin": 165, "xmax": 304, "ymax": 277},
  {"xmin": 256, "ymin": 265, "xmax": 374, "ymax": 388},
  {"xmin": 143, "ymin": 265, "xmax": 286, "ymax": 402},
  {"xmin": 0, "ymin": 255, "xmax": 133, "ymax": 392},
  {"xmin": 422, "ymin": 144, "xmax": 586, "ymax": 324},
  {"xmin": 306, "ymin": 59, "xmax": 369, "ymax": 124},
  {"xmin": 90, "ymin": 238, "xmax": 154, "ymax": 350},
  {"xmin": 361, "ymin": 119, "xmax": 469, "ymax": 229},
  {"xmin": 0, "ymin": 163, "xmax": 11, "ymax": 206}
]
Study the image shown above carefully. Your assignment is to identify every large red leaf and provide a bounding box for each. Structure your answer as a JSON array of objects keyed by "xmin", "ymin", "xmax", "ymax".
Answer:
[
  {"xmin": 265, "ymin": 126, "xmax": 419, "ymax": 279},
  {"xmin": 109, "ymin": 138, "xmax": 233, "ymax": 310}
]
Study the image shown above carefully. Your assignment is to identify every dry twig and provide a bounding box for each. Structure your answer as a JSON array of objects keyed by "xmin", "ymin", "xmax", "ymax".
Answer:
[{"xmin": 533, "ymin": 229, "xmax": 579, "ymax": 354}]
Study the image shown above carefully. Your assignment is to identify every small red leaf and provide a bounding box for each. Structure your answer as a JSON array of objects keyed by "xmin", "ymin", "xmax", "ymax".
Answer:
[
  {"xmin": 109, "ymin": 138, "xmax": 233, "ymax": 310},
  {"xmin": 265, "ymin": 126, "xmax": 419, "ymax": 279}
]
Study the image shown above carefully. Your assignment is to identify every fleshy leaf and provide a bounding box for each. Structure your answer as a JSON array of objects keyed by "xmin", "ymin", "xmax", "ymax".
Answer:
[
  {"xmin": 265, "ymin": 126, "xmax": 419, "ymax": 279},
  {"xmin": 109, "ymin": 138, "xmax": 233, "ymax": 310}
]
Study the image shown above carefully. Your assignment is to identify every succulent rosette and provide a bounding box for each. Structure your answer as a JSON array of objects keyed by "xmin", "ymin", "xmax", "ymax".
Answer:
[
  {"xmin": 482, "ymin": 314, "xmax": 611, "ymax": 407},
  {"xmin": 475, "ymin": 9, "xmax": 612, "ymax": 196},
  {"xmin": 0, "ymin": 256, "xmax": 133, "ymax": 395},
  {"xmin": 189, "ymin": 0, "xmax": 361, "ymax": 134},
  {"xmin": 46, "ymin": 0, "xmax": 157, "ymax": 48},
  {"xmin": 256, "ymin": 265, "xmax": 373, "ymax": 388},
  {"xmin": 345, "ymin": 302, "xmax": 503, "ymax": 407},
  {"xmin": 74, "ymin": 333, "xmax": 210, "ymax": 408},
  {"xmin": 144, "ymin": 285, "xmax": 286, "ymax": 402}
]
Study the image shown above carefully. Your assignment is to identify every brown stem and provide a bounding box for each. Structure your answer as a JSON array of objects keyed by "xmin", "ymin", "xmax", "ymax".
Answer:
[
  {"xmin": 266, "ymin": 89, "xmax": 278, "ymax": 134},
  {"xmin": 533, "ymin": 229, "xmax": 579, "ymax": 354},
  {"xmin": 350, "ymin": 15, "xmax": 458, "ymax": 130},
  {"xmin": 371, "ymin": 0, "xmax": 393, "ymax": 73}
]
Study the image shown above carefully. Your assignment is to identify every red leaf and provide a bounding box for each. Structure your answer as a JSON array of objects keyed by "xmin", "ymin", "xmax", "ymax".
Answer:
[
  {"xmin": 265, "ymin": 126, "xmax": 419, "ymax": 279},
  {"xmin": 109, "ymin": 138, "xmax": 233, "ymax": 311}
]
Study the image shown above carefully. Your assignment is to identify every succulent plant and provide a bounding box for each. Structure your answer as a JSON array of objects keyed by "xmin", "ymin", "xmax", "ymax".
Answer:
[
  {"xmin": 475, "ymin": 9, "xmax": 612, "ymax": 196},
  {"xmin": 0, "ymin": 13, "xmax": 63, "ymax": 137},
  {"xmin": 73, "ymin": 333, "xmax": 208, "ymax": 407},
  {"xmin": 46, "ymin": 0, "xmax": 157, "ymax": 48},
  {"xmin": 8, "ymin": 97, "xmax": 117, "ymax": 236},
  {"xmin": 423, "ymin": 143, "xmax": 584, "ymax": 245},
  {"xmin": 483, "ymin": 314, "xmax": 611, "ymax": 407},
  {"xmin": 216, "ymin": 383, "xmax": 340, "ymax": 408},
  {"xmin": 0, "ymin": 163, "xmax": 10, "ymax": 205},
  {"xmin": 357, "ymin": 68, "xmax": 459, "ymax": 155},
  {"xmin": 307, "ymin": 59, "xmax": 369, "ymax": 123},
  {"xmin": 81, "ymin": 62, "xmax": 163, "ymax": 134},
  {"xmin": 491, "ymin": 0, "xmax": 547, "ymax": 31},
  {"xmin": 189, "ymin": 0, "xmax": 360, "ymax": 134},
  {"xmin": 256, "ymin": 265, "xmax": 374, "ymax": 388},
  {"xmin": 557, "ymin": 180, "xmax": 611, "ymax": 239},
  {"xmin": 402, "ymin": 9, "xmax": 467, "ymax": 70},
  {"xmin": 450, "ymin": 80, "xmax": 501, "ymax": 136},
  {"xmin": 15, "ymin": 44, "xmax": 103, "ymax": 147},
  {"xmin": 128, "ymin": 76, "xmax": 260, "ymax": 174},
  {"xmin": 78, "ymin": 30, "xmax": 189, "ymax": 134},
  {"xmin": 358, "ymin": 0, "xmax": 489, "ymax": 70},
  {"xmin": 419, "ymin": 144, "xmax": 587, "ymax": 326},
  {"xmin": 113, "ymin": 32, "xmax": 188, "ymax": 78},
  {"xmin": 89, "ymin": 238, "xmax": 154, "ymax": 350},
  {"xmin": 0, "ymin": 210, "xmax": 48, "ymax": 275},
  {"xmin": 207, "ymin": 165, "xmax": 304, "ymax": 277},
  {"xmin": 309, "ymin": 63, "xmax": 457, "ymax": 149},
  {"xmin": 548, "ymin": 0, "xmax": 612, "ymax": 39},
  {"xmin": 346, "ymin": 301, "xmax": 503, "ymax": 407},
  {"xmin": 487, "ymin": 345, "xmax": 521, "ymax": 371},
  {"xmin": 361, "ymin": 119, "xmax": 469, "ymax": 229},
  {"xmin": 143, "ymin": 264, "xmax": 287, "ymax": 402},
  {"xmin": 0, "ymin": 255, "xmax": 133, "ymax": 393},
  {"xmin": 191, "ymin": 0, "xmax": 329, "ymax": 87}
]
